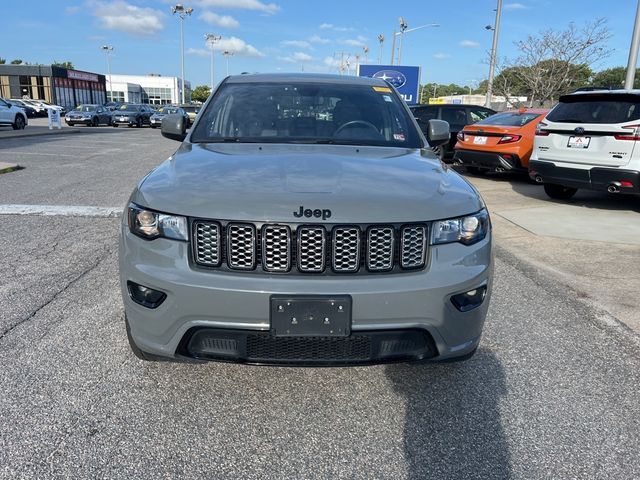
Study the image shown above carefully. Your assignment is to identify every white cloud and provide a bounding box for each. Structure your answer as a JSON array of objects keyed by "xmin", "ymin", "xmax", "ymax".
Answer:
[
  {"xmin": 323, "ymin": 56, "xmax": 342, "ymax": 68},
  {"xmin": 433, "ymin": 53, "xmax": 451, "ymax": 59},
  {"xmin": 339, "ymin": 35, "xmax": 367, "ymax": 47},
  {"xmin": 308, "ymin": 35, "xmax": 330, "ymax": 44},
  {"xmin": 459, "ymin": 40, "xmax": 480, "ymax": 48},
  {"xmin": 92, "ymin": 1, "xmax": 165, "ymax": 36},
  {"xmin": 200, "ymin": 11, "xmax": 239, "ymax": 28},
  {"xmin": 504, "ymin": 2, "xmax": 527, "ymax": 10},
  {"xmin": 196, "ymin": 0, "xmax": 279, "ymax": 14},
  {"xmin": 319, "ymin": 23, "xmax": 353, "ymax": 32},
  {"xmin": 213, "ymin": 36, "xmax": 265, "ymax": 57},
  {"xmin": 282, "ymin": 40, "xmax": 312, "ymax": 49},
  {"xmin": 187, "ymin": 48, "xmax": 210, "ymax": 57},
  {"xmin": 279, "ymin": 52, "xmax": 313, "ymax": 63}
]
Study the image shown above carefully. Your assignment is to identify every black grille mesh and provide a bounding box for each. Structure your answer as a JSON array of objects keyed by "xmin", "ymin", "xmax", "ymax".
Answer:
[{"xmin": 247, "ymin": 334, "xmax": 371, "ymax": 360}]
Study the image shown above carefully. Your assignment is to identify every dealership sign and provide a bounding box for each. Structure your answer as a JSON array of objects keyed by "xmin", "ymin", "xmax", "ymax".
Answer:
[
  {"xmin": 67, "ymin": 70, "xmax": 99, "ymax": 83},
  {"xmin": 357, "ymin": 64, "xmax": 420, "ymax": 104}
]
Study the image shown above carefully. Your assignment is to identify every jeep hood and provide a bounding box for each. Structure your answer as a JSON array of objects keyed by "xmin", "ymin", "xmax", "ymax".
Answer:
[{"xmin": 133, "ymin": 143, "xmax": 484, "ymax": 223}]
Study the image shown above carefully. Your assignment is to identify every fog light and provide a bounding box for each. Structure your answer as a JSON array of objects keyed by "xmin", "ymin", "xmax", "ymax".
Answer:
[
  {"xmin": 127, "ymin": 281, "xmax": 167, "ymax": 309},
  {"xmin": 451, "ymin": 286, "xmax": 487, "ymax": 312}
]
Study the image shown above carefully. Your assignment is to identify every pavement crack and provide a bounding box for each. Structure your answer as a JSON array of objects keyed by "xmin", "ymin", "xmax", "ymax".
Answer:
[{"xmin": 0, "ymin": 246, "xmax": 116, "ymax": 342}]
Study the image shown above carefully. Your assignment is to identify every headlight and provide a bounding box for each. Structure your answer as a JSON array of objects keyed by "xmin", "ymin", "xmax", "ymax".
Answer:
[
  {"xmin": 128, "ymin": 204, "xmax": 188, "ymax": 241},
  {"xmin": 431, "ymin": 209, "xmax": 490, "ymax": 246}
]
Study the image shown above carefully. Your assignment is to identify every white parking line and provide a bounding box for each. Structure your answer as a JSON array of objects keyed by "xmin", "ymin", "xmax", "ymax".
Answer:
[{"xmin": 0, "ymin": 204, "xmax": 122, "ymax": 218}]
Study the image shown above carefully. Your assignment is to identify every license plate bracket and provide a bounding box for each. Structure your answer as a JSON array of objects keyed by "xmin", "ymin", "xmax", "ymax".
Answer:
[
  {"xmin": 567, "ymin": 136, "xmax": 591, "ymax": 148},
  {"xmin": 270, "ymin": 295, "xmax": 352, "ymax": 337}
]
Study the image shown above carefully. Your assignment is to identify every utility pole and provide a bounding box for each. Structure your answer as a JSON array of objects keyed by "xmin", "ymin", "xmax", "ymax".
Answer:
[
  {"xmin": 377, "ymin": 34, "xmax": 384, "ymax": 64},
  {"xmin": 101, "ymin": 45, "xmax": 113, "ymax": 102},
  {"xmin": 485, "ymin": 0, "xmax": 502, "ymax": 108},
  {"xmin": 625, "ymin": 0, "xmax": 640, "ymax": 89},
  {"xmin": 390, "ymin": 30, "xmax": 397, "ymax": 65},
  {"xmin": 397, "ymin": 17, "xmax": 408, "ymax": 65},
  {"xmin": 204, "ymin": 33, "xmax": 221, "ymax": 91}
]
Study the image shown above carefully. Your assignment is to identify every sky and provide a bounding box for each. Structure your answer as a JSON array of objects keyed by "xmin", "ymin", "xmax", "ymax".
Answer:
[{"xmin": 1, "ymin": 0, "xmax": 637, "ymax": 89}]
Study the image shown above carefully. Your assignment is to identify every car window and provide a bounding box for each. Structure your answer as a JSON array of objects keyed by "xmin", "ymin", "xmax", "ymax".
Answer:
[
  {"xmin": 440, "ymin": 108, "xmax": 468, "ymax": 128},
  {"xmin": 547, "ymin": 95, "xmax": 640, "ymax": 124},
  {"xmin": 468, "ymin": 108, "xmax": 494, "ymax": 123},
  {"xmin": 191, "ymin": 82, "xmax": 422, "ymax": 148},
  {"xmin": 476, "ymin": 112, "xmax": 541, "ymax": 127},
  {"xmin": 412, "ymin": 107, "xmax": 438, "ymax": 121},
  {"xmin": 0, "ymin": 99, "xmax": 8, "ymax": 107}
]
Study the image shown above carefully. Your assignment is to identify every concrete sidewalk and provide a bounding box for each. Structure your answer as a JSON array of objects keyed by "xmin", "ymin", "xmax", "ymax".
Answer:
[{"xmin": 463, "ymin": 169, "xmax": 640, "ymax": 334}]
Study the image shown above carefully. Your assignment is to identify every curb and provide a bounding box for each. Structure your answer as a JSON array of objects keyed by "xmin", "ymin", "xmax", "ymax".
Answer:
[{"xmin": 0, "ymin": 128, "xmax": 84, "ymax": 140}]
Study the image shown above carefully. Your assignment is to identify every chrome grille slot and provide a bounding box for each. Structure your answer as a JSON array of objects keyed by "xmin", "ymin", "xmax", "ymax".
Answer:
[
  {"xmin": 332, "ymin": 227, "xmax": 361, "ymax": 272},
  {"xmin": 262, "ymin": 225, "xmax": 291, "ymax": 272},
  {"xmin": 227, "ymin": 223, "xmax": 256, "ymax": 270},
  {"xmin": 401, "ymin": 225, "xmax": 427, "ymax": 269},
  {"xmin": 194, "ymin": 221, "xmax": 221, "ymax": 266},
  {"xmin": 297, "ymin": 226, "xmax": 326, "ymax": 272},
  {"xmin": 367, "ymin": 226, "xmax": 394, "ymax": 271}
]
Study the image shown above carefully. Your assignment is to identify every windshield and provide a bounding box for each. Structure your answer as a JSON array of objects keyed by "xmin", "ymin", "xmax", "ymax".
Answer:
[
  {"xmin": 190, "ymin": 82, "xmax": 421, "ymax": 147},
  {"xmin": 77, "ymin": 105, "xmax": 97, "ymax": 112},
  {"xmin": 475, "ymin": 111, "xmax": 541, "ymax": 127},
  {"xmin": 182, "ymin": 106, "xmax": 198, "ymax": 113},
  {"xmin": 547, "ymin": 96, "xmax": 640, "ymax": 124},
  {"xmin": 158, "ymin": 107, "xmax": 178, "ymax": 114},
  {"xmin": 119, "ymin": 104, "xmax": 141, "ymax": 111}
]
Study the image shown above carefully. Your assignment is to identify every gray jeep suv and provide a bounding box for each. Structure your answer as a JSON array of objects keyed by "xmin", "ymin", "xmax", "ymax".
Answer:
[{"xmin": 119, "ymin": 73, "xmax": 493, "ymax": 365}]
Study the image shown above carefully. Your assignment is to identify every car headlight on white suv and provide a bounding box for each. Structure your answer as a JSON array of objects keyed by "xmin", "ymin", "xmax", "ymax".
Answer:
[
  {"xmin": 431, "ymin": 209, "xmax": 490, "ymax": 246},
  {"xmin": 128, "ymin": 204, "xmax": 188, "ymax": 241}
]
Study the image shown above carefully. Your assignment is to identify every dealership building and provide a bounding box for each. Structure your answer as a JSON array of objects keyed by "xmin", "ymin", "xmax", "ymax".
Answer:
[
  {"xmin": 0, "ymin": 64, "xmax": 107, "ymax": 110},
  {"xmin": 106, "ymin": 74, "xmax": 191, "ymax": 105}
]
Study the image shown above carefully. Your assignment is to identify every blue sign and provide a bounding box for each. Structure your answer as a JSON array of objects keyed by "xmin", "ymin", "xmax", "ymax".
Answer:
[{"xmin": 357, "ymin": 64, "xmax": 420, "ymax": 105}]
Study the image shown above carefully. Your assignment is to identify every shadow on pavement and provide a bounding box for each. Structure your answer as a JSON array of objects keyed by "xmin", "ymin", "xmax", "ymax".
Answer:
[
  {"xmin": 385, "ymin": 348, "xmax": 511, "ymax": 479},
  {"xmin": 0, "ymin": 127, "xmax": 151, "ymax": 150}
]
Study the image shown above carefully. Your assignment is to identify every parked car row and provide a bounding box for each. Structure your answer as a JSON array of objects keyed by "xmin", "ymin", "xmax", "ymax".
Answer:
[
  {"xmin": 62, "ymin": 103, "xmax": 198, "ymax": 129},
  {"xmin": 412, "ymin": 89, "xmax": 640, "ymax": 201},
  {"xmin": 9, "ymin": 98, "xmax": 66, "ymax": 116}
]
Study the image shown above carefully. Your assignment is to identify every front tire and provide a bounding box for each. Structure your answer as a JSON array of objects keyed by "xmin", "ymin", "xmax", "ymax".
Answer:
[
  {"xmin": 12, "ymin": 115, "xmax": 26, "ymax": 130},
  {"xmin": 91, "ymin": 117, "xmax": 98, "ymax": 127},
  {"xmin": 544, "ymin": 183, "xmax": 578, "ymax": 200},
  {"xmin": 137, "ymin": 118, "xmax": 142, "ymax": 128}
]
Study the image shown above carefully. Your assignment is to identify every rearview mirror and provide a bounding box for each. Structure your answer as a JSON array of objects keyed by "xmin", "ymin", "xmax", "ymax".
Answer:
[
  {"xmin": 426, "ymin": 119, "xmax": 450, "ymax": 147},
  {"xmin": 161, "ymin": 114, "xmax": 187, "ymax": 142}
]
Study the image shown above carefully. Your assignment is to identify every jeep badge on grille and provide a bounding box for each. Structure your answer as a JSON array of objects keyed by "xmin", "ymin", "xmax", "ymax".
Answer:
[{"xmin": 293, "ymin": 206, "xmax": 332, "ymax": 220}]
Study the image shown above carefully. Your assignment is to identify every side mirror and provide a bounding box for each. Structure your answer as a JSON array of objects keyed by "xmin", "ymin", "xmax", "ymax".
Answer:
[
  {"xmin": 161, "ymin": 114, "xmax": 187, "ymax": 142},
  {"xmin": 426, "ymin": 119, "xmax": 450, "ymax": 147}
]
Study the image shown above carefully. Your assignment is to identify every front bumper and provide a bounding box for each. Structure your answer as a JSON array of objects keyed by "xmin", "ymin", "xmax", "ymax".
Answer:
[
  {"xmin": 454, "ymin": 149, "xmax": 524, "ymax": 171},
  {"xmin": 113, "ymin": 118, "xmax": 137, "ymax": 126},
  {"xmin": 119, "ymin": 227, "xmax": 493, "ymax": 365},
  {"xmin": 529, "ymin": 160, "xmax": 640, "ymax": 194},
  {"xmin": 65, "ymin": 118, "xmax": 91, "ymax": 125}
]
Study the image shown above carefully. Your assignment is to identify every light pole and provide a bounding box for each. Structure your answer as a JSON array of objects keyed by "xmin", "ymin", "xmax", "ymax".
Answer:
[
  {"xmin": 223, "ymin": 51, "xmax": 234, "ymax": 76},
  {"xmin": 625, "ymin": 0, "xmax": 640, "ymax": 89},
  {"xmin": 485, "ymin": 0, "xmax": 502, "ymax": 108},
  {"xmin": 362, "ymin": 46, "xmax": 369, "ymax": 65},
  {"xmin": 204, "ymin": 33, "xmax": 221, "ymax": 91},
  {"xmin": 101, "ymin": 45, "xmax": 113, "ymax": 102},
  {"xmin": 172, "ymin": 4, "xmax": 193, "ymax": 104},
  {"xmin": 390, "ymin": 20, "xmax": 439, "ymax": 65},
  {"xmin": 377, "ymin": 34, "xmax": 384, "ymax": 64}
]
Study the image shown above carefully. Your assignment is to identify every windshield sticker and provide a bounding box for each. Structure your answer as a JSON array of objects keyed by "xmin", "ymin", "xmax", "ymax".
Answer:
[
  {"xmin": 393, "ymin": 133, "xmax": 406, "ymax": 141},
  {"xmin": 373, "ymin": 86, "xmax": 392, "ymax": 93},
  {"xmin": 382, "ymin": 95, "xmax": 393, "ymax": 102}
]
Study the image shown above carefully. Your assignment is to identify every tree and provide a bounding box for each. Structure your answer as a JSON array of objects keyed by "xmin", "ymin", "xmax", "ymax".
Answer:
[
  {"xmin": 191, "ymin": 85, "xmax": 211, "ymax": 103},
  {"xmin": 509, "ymin": 18, "xmax": 612, "ymax": 106},
  {"xmin": 10, "ymin": 59, "xmax": 23, "ymax": 64},
  {"xmin": 52, "ymin": 61, "xmax": 74, "ymax": 69},
  {"xmin": 0, "ymin": 58, "xmax": 5, "ymax": 64},
  {"xmin": 590, "ymin": 66, "xmax": 640, "ymax": 89}
]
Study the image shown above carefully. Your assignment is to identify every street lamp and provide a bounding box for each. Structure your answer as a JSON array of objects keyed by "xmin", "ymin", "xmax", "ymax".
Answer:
[
  {"xmin": 377, "ymin": 34, "xmax": 384, "ymax": 64},
  {"xmin": 101, "ymin": 45, "xmax": 113, "ymax": 102},
  {"xmin": 390, "ymin": 19, "xmax": 439, "ymax": 65},
  {"xmin": 485, "ymin": 0, "xmax": 502, "ymax": 108},
  {"xmin": 204, "ymin": 33, "xmax": 221, "ymax": 91},
  {"xmin": 172, "ymin": 4, "xmax": 193, "ymax": 104},
  {"xmin": 222, "ymin": 50, "xmax": 234, "ymax": 76},
  {"xmin": 362, "ymin": 46, "xmax": 369, "ymax": 64}
]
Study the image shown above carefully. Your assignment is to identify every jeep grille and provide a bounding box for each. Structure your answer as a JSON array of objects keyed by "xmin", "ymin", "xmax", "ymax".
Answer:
[{"xmin": 192, "ymin": 221, "xmax": 429, "ymax": 274}]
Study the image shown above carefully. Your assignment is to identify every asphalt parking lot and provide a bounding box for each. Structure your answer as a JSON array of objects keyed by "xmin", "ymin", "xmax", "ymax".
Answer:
[{"xmin": 0, "ymin": 128, "xmax": 639, "ymax": 479}]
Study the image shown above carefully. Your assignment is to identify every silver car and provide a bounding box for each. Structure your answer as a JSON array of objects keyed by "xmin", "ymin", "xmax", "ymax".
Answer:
[{"xmin": 119, "ymin": 73, "xmax": 493, "ymax": 365}]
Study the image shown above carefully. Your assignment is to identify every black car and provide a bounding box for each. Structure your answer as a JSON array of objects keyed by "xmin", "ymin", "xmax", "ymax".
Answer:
[
  {"xmin": 112, "ymin": 104, "xmax": 154, "ymax": 128},
  {"xmin": 410, "ymin": 104, "xmax": 496, "ymax": 161},
  {"xmin": 6, "ymin": 99, "xmax": 38, "ymax": 118},
  {"xmin": 64, "ymin": 104, "xmax": 113, "ymax": 126}
]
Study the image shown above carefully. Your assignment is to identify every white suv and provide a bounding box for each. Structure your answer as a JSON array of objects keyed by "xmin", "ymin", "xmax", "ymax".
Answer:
[
  {"xmin": 530, "ymin": 90, "xmax": 640, "ymax": 199},
  {"xmin": 0, "ymin": 97, "xmax": 28, "ymax": 130}
]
